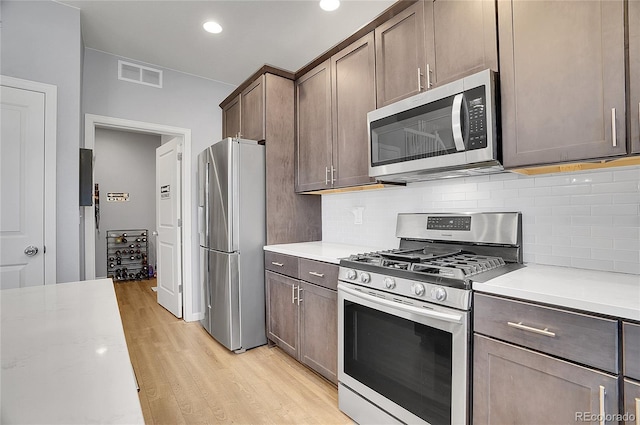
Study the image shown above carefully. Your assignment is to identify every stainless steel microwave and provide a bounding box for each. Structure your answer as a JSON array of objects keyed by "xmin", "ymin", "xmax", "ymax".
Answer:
[{"xmin": 368, "ymin": 69, "xmax": 502, "ymax": 183}]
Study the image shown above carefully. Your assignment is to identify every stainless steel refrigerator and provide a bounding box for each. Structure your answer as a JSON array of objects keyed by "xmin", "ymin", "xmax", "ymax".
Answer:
[{"xmin": 197, "ymin": 138, "xmax": 267, "ymax": 352}]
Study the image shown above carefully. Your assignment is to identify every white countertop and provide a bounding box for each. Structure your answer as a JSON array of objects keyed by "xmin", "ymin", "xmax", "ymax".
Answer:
[
  {"xmin": 474, "ymin": 264, "xmax": 640, "ymax": 321},
  {"xmin": 264, "ymin": 241, "xmax": 385, "ymax": 264},
  {"xmin": 0, "ymin": 279, "xmax": 144, "ymax": 424}
]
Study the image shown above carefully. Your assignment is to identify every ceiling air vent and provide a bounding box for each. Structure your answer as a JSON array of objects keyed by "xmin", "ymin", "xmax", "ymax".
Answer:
[{"xmin": 118, "ymin": 60, "xmax": 163, "ymax": 88}]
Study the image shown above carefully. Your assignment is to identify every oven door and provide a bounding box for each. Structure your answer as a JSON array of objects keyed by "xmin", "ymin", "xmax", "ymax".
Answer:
[{"xmin": 338, "ymin": 282, "xmax": 469, "ymax": 425}]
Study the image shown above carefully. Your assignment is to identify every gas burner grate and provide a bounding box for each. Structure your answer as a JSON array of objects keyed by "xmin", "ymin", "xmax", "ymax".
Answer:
[{"xmin": 412, "ymin": 254, "xmax": 505, "ymax": 279}]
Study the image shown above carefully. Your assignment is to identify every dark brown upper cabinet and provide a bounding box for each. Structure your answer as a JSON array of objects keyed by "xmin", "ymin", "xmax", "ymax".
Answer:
[
  {"xmin": 331, "ymin": 31, "xmax": 376, "ymax": 189},
  {"xmin": 221, "ymin": 76, "xmax": 265, "ymax": 141},
  {"xmin": 424, "ymin": 0, "xmax": 498, "ymax": 88},
  {"xmin": 375, "ymin": 0, "xmax": 498, "ymax": 108},
  {"xmin": 222, "ymin": 94, "xmax": 240, "ymax": 139},
  {"xmin": 296, "ymin": 32, "xmax": 376, "ymax": 192},
  {"xmin": 295, "ymin": 59, "xmax": 333, "ymax": 193},
  {"xmin": 499, "ymin": 0, "xmax": 627, "ymax": 168},
  {"xmin": 630, "ymin": 0, "xmax": 640, "ymax": 154},
  {"xmin": 375, "ymin": 1, "xmax": 427, "ymax": 108},
  {"xmin": 240, "ymin": 75, "xmax": 266, "ymax": 142}
]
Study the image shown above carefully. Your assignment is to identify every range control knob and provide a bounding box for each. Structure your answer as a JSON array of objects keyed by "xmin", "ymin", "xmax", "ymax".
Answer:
[
  {"xmin": 383, "ymin": 277, "xmax": 396, "ymax": 289},
  {"xmin": 359, "ymin": 272, "xmax": 371, "ymax": 284},
  {"xmin": 431, "ymin": 287, "xmax": 447, "ymax": 302},
  {"xmin": 346, "ymin": 269, "xmax": 357, "ymax": 280},
  {"xmin": 413, "ymin": 283, "xmax": 425, "ymax": 297}
]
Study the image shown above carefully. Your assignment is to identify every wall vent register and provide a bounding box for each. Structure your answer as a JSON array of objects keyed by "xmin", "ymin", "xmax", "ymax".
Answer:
[{"xmin": 118, "ymin": 60, "xmax": 163, "ymax": 88}]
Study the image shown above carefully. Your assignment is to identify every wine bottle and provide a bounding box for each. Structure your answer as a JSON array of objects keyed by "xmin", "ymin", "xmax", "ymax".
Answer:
[{"xmin": 116, "ymin": 258, "xmax": 122, "ymax": 265}]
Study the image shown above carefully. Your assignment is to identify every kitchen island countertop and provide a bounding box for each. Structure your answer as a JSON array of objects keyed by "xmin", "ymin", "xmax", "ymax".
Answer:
[
  {"xmin": 264, "ymin": 241, "xmax": 386, "ymax": 264},
  {"xmin": 474, "ymin": 263, "xmax": 640, "ymax": 321},
  {"xmin": 0, "ymin": 278, "xmax": 144, "ymax": 424}
]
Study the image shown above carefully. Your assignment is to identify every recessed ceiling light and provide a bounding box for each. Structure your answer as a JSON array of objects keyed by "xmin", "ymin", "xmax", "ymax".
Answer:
[
  {"xmin": 203, "ymin": 21, "xmax": 222, "ymax": 34},
  {"xmin": 319, "ymin": 0, "xmax": 340, "ymax": 12}
]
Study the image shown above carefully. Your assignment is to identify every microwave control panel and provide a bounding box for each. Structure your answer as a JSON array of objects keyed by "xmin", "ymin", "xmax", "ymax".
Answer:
[{"xmin": 466, "ymin": 86, "xmax": 487, "ymax": 151}]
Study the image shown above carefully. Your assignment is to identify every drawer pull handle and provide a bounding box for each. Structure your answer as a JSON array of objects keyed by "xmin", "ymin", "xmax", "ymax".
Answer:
[
  {"xmin": 599, "ymin": 385, "xmax": 605, "ymax": 425},
  {"xmin": 507, "ymin": 321, "xmax": 556, "ymax": 337},
  {"xmin": 308, "ymin": 271, "xmax": 325, "ymax": 278},
  {"xmin": 271, "ymin": 262, "xmax": 284, "ymax": 267}
]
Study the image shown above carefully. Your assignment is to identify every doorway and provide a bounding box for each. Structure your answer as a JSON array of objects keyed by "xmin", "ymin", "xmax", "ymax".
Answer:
[
  {"xmin": 83, "ymin": 114, "xmax": 196, "ymax": 321},
  {"xmin": 93, "ymin": 128, "xmax": 160, "ymax": 280}
]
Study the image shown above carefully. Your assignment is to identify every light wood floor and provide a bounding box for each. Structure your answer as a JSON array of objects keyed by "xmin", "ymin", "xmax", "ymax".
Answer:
[{"xmin": 114, "ymin": 278, "xmax": 352, "ymax": 425}]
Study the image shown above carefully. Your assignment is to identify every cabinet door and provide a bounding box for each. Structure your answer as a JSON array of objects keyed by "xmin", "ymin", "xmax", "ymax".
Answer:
[
  {"xmin": 222, "ymin": 94, "xmax": 241, "ymax": 139},
  {"xmin": 624, "ymin": 379, "xmax": 640, "ymax": 425},
  {"xmin": 331, "ymin": 32, "xmax": 376, "ymax": 189},
  {"xmin": 299, "ymin": 281, "xmax": 337, "ymax": 384},
  {"xmin": 630, "ymin": 0, "xmax": 640, "ymax": 154},
  {"xmin": 265, "ymin": 271, "xmax": 298, "ymax": 358},
  {"xmin": 499, "ymin": 0, "xmax": 626, "ymax": 168},
  {"xmin": 295, "ymin": 60, "xmax": 332, "ymax": 192},
  {"xmin": 241, "ymin": 75, "xmax": 265, "ymax": 142},
  {"xmin": 474, "ymin": 335, "xmax": 619, "ymax": 424},
  {"xmin": 375, "ymin": 1, "xmax": 427, "ymax": 107},
  {"xmin": 424, "ymin": 0, "xmax": 497, "ymax": 88}
]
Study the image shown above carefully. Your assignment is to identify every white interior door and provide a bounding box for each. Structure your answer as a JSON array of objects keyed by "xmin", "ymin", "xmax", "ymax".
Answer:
[
  {"xmin": 0, "ymin": 86, "xmax": 45, "ymax": 289},
  {"xmin": 156, "ymin": 137, "xmax": 183, "ymax": 317}
]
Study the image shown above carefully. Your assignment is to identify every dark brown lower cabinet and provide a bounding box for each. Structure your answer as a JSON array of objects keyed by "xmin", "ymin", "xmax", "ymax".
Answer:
[
  {"xmin": 623, "ymin": 379, "xmax": 640, "ymax": 425},
  {"xmin": 265, "ymin": 264, "xmax": 338, "ymax": 384},
  {"xmin": 266, "ymin": 271, "xmax": 298, "ymax": 358},
  {"xmin": 473, "ymin": 334, "xmax": 619, "ymax": 424},
  {"xmin": 299, "ymin": 281, "xmax": 337, "ymax": 383}
]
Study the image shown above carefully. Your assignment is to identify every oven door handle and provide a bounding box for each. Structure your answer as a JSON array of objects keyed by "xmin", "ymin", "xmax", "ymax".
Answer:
[{"xmin": 338, "ymin": 284, "xmax": 463, "ymax": 324}]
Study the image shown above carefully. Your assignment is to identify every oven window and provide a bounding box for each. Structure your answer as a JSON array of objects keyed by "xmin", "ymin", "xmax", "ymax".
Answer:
[{"xmin": 343, "ymin": 300, "xmax": 452, "ymax": 425}]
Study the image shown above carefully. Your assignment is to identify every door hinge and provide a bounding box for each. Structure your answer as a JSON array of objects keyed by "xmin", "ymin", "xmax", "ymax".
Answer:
[
  {"xmin": 178, "ymin": 284, "xmax": 183, "ymax": 293},
  {"xmin": 177, "ymin": 218, "xmax": 182, "ymax": 227},
  {"xmin": 43, "ymin": 246, "xmax": 46, "ymax": 254},
  {"xmin": 177, "ymin": 152, "xmax": 182, "ymax": 161}
]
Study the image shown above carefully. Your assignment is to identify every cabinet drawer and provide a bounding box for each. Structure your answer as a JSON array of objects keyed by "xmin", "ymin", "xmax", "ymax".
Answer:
[
  {"xmin": 624, "ymin": 322, "xmax": 640, "ymax": 380},
  {"xmin": 624, "ymin": 378, "xmax": 640, "ymax": 425},
  {"xmin": 264, "ymin": 251, "xmax": 298, "ymax": 278},
  {"xmin": 298, "ymin": 259, "xmax": 338, "ymax": 291},
  {"xmin": 474, "ymin": 293, "xmax": 619, "ymax": 373}
]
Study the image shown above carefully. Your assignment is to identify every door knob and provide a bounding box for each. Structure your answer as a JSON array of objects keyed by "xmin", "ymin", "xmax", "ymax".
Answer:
[{"xmin": 24, "ymin": 245, "xmax": 39, "ymax": 257}]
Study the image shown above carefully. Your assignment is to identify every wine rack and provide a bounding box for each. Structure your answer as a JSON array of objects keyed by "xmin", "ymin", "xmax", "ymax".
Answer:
[{"xmin": 106, "ymin": 229, "xmax": 150, "ymax": 281}]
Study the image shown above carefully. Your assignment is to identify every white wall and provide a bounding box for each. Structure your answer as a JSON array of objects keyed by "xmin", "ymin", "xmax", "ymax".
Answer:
[
  {"xmin": 82, "ymin": 48, "xmax": 235, "ymax": 314},
  {"xmin": 94, "ymin": 128, "xmax": 160, "ymax": 278},
  {"xmin": 1, "ymin": 0, "xmax": 83, "ymax": 283},
  {"xmin": 323, "ymin": 166, "xmax": 640, "ymax": 275}
]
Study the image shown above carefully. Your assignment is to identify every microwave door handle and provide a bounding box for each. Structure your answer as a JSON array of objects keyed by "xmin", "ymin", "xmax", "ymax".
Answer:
[{"xmin": 451, "ymin": 93, "xmax": 466, "ymax": 152}]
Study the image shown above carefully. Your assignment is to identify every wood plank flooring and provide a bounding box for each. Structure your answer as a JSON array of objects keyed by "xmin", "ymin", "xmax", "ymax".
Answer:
[{"xmin": 113, "ymin": 278, "xmax": 352, "ymax": 425}]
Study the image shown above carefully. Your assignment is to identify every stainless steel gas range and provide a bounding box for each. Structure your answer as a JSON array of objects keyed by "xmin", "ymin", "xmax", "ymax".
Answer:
[{"xmin": 337, "ymin": 212, "xmax": 523, "ymax": 425}]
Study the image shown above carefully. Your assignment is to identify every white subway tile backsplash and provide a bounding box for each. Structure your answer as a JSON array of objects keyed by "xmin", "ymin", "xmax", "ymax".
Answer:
[
  {"xmin": 592, "ymin": 204, "xmax": 638, "ymax": 216},
  {"xmin": 322, "ymin": 165, "xmax": 640, "ymax": 275},
  {"xmin": 591, "ymin": 181, "xmax": 639, "ymax": 194},
  {"xmin": 552, "ymin": 205, "xmax": 591, "ymax": 216},
  {"xmin": 613, "ymin": 167, "xmax": 640, "ymax": 181},
  {"xmin": 551, "ymin": 184, "xmax": 591, "ymax": 196},
  {"xmin": 571, "ymin": 194, "xmax": 612, "ymax": 205},
  {"xmin": 571, "ymin": 258, "xmax": 614, "ymax": 272},
  {"xmin": 572, "ymin": 236, "xmax": 613, "ymax": 249},
  {"xmin": 613, "ymin": 193, "xmax": 640, "ymax": 204},
  {"xmin": 614, "ymin": 262, "xmax": 640, "ymax": 274}
]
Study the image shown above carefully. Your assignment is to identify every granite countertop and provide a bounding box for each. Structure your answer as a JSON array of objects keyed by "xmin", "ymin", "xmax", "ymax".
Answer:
[
  {"xmin": 0, "ymin": 279, "xmax": 144, "ymax": 424},
  {"xmin": 264, "ymin": 241, "xmax": 386, "ymax": 264},
  {"xmin": 473, "ymin": 263, "xmax": 640, "ymax": 321}
]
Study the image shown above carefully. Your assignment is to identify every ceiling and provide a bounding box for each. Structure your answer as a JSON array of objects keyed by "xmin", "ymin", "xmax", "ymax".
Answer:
[{"xmin": 59, "ymin": 0, "xmax": 396, "ymax": 86}]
